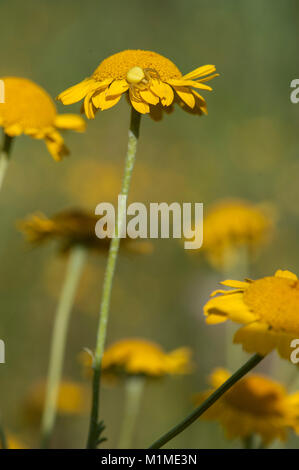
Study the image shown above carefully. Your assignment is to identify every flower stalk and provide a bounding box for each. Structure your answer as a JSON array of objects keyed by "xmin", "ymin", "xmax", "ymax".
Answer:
[
  {"xmin": 118, "ymin": 377, "xmax": 145, "ymax": 449},
  {"xmin": 86, "ymin": 108, "xmax": 141, "ymax": 449},
  {"xmin": 40, "ymin": 245, "xmax": 87, "ymax": 448},
  {"xmin": 148, "ymin": 353, "xmax": 264, "ymax": 449},
  {"xmin": 0, "ymin": 133, "xmax": 13, "ymax": 192}
]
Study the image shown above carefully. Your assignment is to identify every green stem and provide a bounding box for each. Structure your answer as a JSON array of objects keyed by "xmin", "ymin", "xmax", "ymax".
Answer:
[
  {"xmin": 40, "ymin": 246, "xmax": 87, "ymax": 448},
  {"xmin": 149, "ymin": 353, "xmax": 264, "ymax": 449},
  {"xmin": 86, "ymin": 108, "xmax": 141, "ymax": 449},
  {"xmin": 0, "ymin": 133, "xmax": 13, "ymax": 192},
  {"xmin": 118, "ymin": 377, "xmax": 145, "ymax": 449}
]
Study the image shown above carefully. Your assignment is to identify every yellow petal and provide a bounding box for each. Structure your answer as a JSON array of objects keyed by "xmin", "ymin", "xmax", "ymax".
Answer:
[
  {"xmin": 44, "ymin": 130, "xmax": 69, "ymax": 161},
  {"xmin": 275, "ymin": 270, "xmax": 298, "ymax": 281},
  {"xmin": 150, "ymin": 80, "xmax": 174, "ymax": 106},
  {"xmin": 139, "ymin": 89, "xmax": 159, "ymax": 105},
  {"xmin": 84, "ymin": 92, "xmax": 96, "ymax": 119},
  {"xmin": 129, "ymin": 91, "xmax": 149, "ymax": 114},
  {"xmin": 168, "ymin": 79, "xmax": 213, "ymax": 91},
  {"xmin": 92, "ymin": 90, "xmax": 107, "ymax": 108},
  {"xmin": 54, "ymin": 114, "xmax": 86, "ymax": 132},
  {"xmin": 174, "ymin": 87, "xmax": 196, "ymax": 108},
  {"xmin": 233, "ymin": 322, "xmax": 275, "ymax": 356},
  {"xmin": 204, "ymin": 292, "xmax": 257, "ymax": 324},
  {"xmin": 57, "ymin": 78, "xmax": 102, "ymax": 105},
  {"xmin": 183, "ymin": 65, "xmax": 217, "ymax": 80},
  {"xmin": 220, "ymin": 280, "xmax": 250, "ymax": 289},
  {"xmin": 4, "ymin": 123, "xmax": 23, "ymax": 136},
  {"xmin": 106, "ymin": 79, "xmax": 129, "ymax": 97},
  {"xmin": 100, "ymin": 94, "xmax": 122, "ymax": 111}
]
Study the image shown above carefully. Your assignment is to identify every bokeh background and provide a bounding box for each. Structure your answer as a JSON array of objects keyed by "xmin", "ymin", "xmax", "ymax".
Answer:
[{"xmin": 1, "ymin": 0, "xmax": 299, "ymax": 449}]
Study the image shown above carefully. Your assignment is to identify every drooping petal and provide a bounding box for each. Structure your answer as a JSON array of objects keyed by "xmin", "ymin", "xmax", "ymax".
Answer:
[
  {"xmin": 54, "ymin": 114, "xmax": 86, "ymax": 132},
  {"xmin": 233, "ymin": 322, "xmax": 277, "ymax": 356},
  {"xmin": 139, "ymin": 89, "xmax": 159, "ymax": 105},
  {"xmin": 106, "ymin": 79, "xmax": 129, "ymax": 97},
  {"xmin": 204, "ymin": 292, "xmax": 257, "ymax": 325},
  {"xmin": 173, "ymin": 86, "xmax": 196, "ymax": 108},
  {"xmin": 150, "ymin": 80, "xmax": 174, "ymax": 106},
  {"xmin": 57, "ymin": 78, "xmax": 105, "ymax": 105},
  {"xmin": 100, "ymin": 93, "xmax": 122, "ymax": 111},
  {"xmin": 129, "ymin": 90, "xmax": 150, "ymax": 114},
  {"xmin": 4, "ymin": 123, "xmax": 23, "ymax": 136},
  {"xmin": 44, "ymin": 129, "xmax": 69, "ymax": 161},
  {"xmin": 84, "ymin": 92, "xmax": 96, "ymax": 119}
]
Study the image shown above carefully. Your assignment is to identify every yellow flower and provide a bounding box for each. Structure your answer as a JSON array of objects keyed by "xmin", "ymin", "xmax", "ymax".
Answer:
[
  {"xmin": 0, "ymin": 77, "xmax": 85, "ymax": 160},
  {"xmin": 204, "ymin": 269, "xmax": 299, "ymax": 360},
  {"xmin": 202, "ymin": 199, "xmax": 273, "ymax": 270},
  {"xmin": 58, "ymin": 49, "xmax": 218, "ymax": 120},
  {"xmin": 194, "ymin": 368, "xmax": 299, "ymax": 445},
  {"xmin": 23, "ymin": 380, "xmax": 88, "ymax": 423},
  {"xmin": 18, "ymin": 208, "xmax": 153, "ymax": 254},
  {"xmin": 81, "ymin": 338, "xmax": 192, "ymax": 379}
]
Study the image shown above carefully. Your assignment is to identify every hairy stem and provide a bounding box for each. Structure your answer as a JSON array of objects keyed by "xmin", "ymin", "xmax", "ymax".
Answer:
[{"xmin": 86, "ymin": 108, "xmax": 141, "ymax": 449}]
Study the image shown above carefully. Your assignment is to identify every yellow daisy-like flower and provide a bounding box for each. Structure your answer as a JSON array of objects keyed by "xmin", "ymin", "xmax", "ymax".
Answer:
[
  {"xmin": 81, "ymin": 338, "xmax": 192, "ymax": 379},
  {"xmin": 194, "ymin": 368, "xmax": 299, "ymax": 445},
  {"xmin": 23, "ymin": 380, "xmax": 88, "ymax": 423},
  {"xmin": 204, "ymin": 269, "xmax": 299, "ymax": 360},
  {"xmin": 0, "ymin": 77, "xmax": 85, "ymax": 160},
  {"xmin": 57, "ymin": 49, "xmax": 218, "ymax": 120},
  {"xmin": 18, "ymin": 208, "xmax": 153, "ymax": 254},
  {"xmin": 202, "ymin": 199, "xmax": 273, "ymax": 270}
]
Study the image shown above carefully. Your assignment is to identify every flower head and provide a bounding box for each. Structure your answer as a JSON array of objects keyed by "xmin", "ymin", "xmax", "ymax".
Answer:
[
  {"xmin": 194, "ymin": 368, "xmax": 299, "ymax": 445},
  {"xmin": 58, "ymin": 50, "xmax": 218, "ymax": 120},
  {"xmin": 81, "ymin": 338, "xmax": 192, "ymax": 379},
  {"xmin": 0, "ymin": 77, "xmax": 85, "ymax": 160},
  {"xmin": 18, "ymin": 208, "xmax": 153, "ymax": 254},
  {"xmin": 202, "ymin": 199, "xmax": 273, "ymax": 270},
  {"xmin": 204, "ymin": 269, "xmax": 299, "ymax": 360}
]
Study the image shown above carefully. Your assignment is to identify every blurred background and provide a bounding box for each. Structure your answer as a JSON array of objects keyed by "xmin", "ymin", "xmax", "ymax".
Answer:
[{"xmin": 1, "ymin": 0, "xmax": 299, "ymax": 449}]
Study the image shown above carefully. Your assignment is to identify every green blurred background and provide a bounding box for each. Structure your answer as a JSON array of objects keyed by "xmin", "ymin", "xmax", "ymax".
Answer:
[{"xmin": 1, "ymin": 0, "xmax": 299, "ymax": 449}]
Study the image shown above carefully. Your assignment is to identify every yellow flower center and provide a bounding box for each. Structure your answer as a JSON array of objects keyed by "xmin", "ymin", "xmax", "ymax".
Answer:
[
  {"xmin": 243, "ymin": 276, "xmax": 299, "ymax": 334},
  {"xmin": 92, "ymin": 49, "xmax": 182, "ymax": 82},
  {"xmin": 126, "ymin": 66, "xmax": 145, "ymax": 84},
  {"xmin": 225, "ymin": 375, "xmax": 284, "ymax": 416},
  {"xmin": 0, "ymin": 77, "xmax": 57, "ymax": 129}
]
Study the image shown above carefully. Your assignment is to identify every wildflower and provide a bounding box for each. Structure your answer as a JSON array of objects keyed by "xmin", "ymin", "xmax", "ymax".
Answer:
[
  {"xmin": 81, "ymin": 338, "xmax": 192, "ymax": 379},
  {"xmin": 202, "ymin": 199, "xmax": 272, "ymax": 270},
  {"xmin": 18, "ymin": 208, "xmax": 153, "ymax": 254},
  {"xmin": 58, "ymin": 50, "xmax": 218, "ymax": 120},
  {"xmin": 204, "ymin": 269, "xmax": 299, "ymax": 359},
  {"xmin": 24, "ymin": 380, "xmax": 89, "ymax": 423},
  {"xmin": 194, "ymin": 368, "xmax": 299, "ymax": 445},
  {"xmin": 0, "ymin": 77, "xmax": 85, "ymax": 160}
]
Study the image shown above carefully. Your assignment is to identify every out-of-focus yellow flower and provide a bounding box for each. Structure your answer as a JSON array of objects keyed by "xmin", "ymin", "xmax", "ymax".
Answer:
[
  {"xmin": 0, "ymin": 433, "xmax": 28, "ymax": 449},
  {"xmin": 58, "ymin": 49, "xmax": 218, "ymax": 120},
  {"xmin": 201, "ymin": 199, "xmax": 273, "ymax": 270},
  {"xmin": 18, "ymin": 208, "xmax": 153, "ymax": 254},
  {"xmin": 0, "ymin": 77, "xmax": 85, "ymax": 160},
  {"xmin": 194, "ymin": 368, "xmax": 299, "ymax": 445},
  {"xmin": 24, "ymin": 380, "xmax": 88, "ymax": 423},
  {"xmin": 204, "ymin": 269, "xmax": 299, "ymax": 360},
  {"xmin": 80, "ymin": 338, "xmax": 192, "ymax": 379}
]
